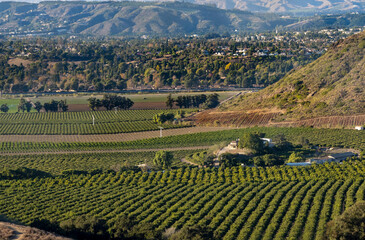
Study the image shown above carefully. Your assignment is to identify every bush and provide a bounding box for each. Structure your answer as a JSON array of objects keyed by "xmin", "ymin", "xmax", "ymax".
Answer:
[
  {"xmin": 324, "ymin": 201, "xmax": 365, "ymax": 240},
  {"xmin": 185, "ymin": 151, "xmax": 215, "ymax": 166}
]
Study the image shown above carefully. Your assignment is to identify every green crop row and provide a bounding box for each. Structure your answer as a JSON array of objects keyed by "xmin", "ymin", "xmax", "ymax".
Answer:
[
  {"xmin": 0, "ymin": 174, "xmax": 364, "ymax": 240},
  {"xmin": 0, "ymin": 127, "xmax": 364, "ymax": 152},
  {"xmin": 0, "ymin": 109, "xmax": 196, "ymax": 124}
]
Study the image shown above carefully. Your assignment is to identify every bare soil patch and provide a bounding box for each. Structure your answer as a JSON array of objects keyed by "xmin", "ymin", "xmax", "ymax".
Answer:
[
  {"xmin": 0, "ymin": 222, "xmax": 71, "ymax": 240},
  {"xmin": 194, "ymin": 110, "xmax": 280, "ymax": 127},
  {"xmin": 269, "ymin": 114, "xmax": 365, "ymax": 128},
  {"xmin": 8, "ymin": 58, "xmax": 34, "ymax": 67},
  {"xmin": 195, "ymin": 109, "xmax": 365, "ymax": 129}
]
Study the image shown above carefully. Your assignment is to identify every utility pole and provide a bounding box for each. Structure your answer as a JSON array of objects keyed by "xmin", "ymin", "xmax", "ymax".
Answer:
[
  {"xmin": 158, "ymin": 126, "xmax": 164, "ymax": 138},
  {"xmin": 92, "ymin": 114, "xmax": 95, "ymax": 126}
]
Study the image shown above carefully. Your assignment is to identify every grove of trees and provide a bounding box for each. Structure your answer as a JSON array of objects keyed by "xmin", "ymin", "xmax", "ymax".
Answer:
[{"xmin": 88, "ymin": 94, "xmax": 134, "ymax": 111}]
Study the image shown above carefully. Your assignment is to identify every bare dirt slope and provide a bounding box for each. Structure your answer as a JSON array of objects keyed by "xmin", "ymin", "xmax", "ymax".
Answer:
[{"xmin": 0, "ymin": 222, "xmax": 71, "ymax": 240}]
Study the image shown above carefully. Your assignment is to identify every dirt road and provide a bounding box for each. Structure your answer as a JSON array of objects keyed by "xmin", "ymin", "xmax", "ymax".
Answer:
[
  {"xmin": 0, "ymin": 146, "xmax": 210, "ymax": 156},
  {"xmin": 0, "ymin": 127, "xmax": 233, "ymax": 143}
]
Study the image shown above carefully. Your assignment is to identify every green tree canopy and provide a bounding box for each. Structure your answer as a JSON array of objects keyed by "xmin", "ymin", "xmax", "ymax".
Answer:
[
  {"xmin": 169, "ymin": 225, "xmax": 215, "ymax": 240},
  {"xmin": 34, "ymin": 101, "xmax": 42, "ymax": 113},
  {"xmin": 288, "ymin": 152, "xmax": 305, "ymax": 163},
  {"xmin": 166, "ymin": 93, "xmax": 174, "ymax": 109},
  {"xmin": 239, "ymin": 132, "xmax": 264, "ymax": 154},
  {"xmin": 0, "ymin": 104, "xmax": 9, "ymax": 113},
  {"xmin": 324, "ymin": 201, "xmax": 365, "ymax": 240},
  {"xmin": 153, "ymin": 150, "xmax": 173, "ymax": 170}
]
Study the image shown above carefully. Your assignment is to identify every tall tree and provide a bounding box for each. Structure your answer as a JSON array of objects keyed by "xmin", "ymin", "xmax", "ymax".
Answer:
[
  {"xmin": 325, "ymin": 201, "xmax": 365, "ymax": 240},
  {"xmin": 25, "ymin": 101, "xmax": 32, "ymax": 112},
  {"xmin": 166, "ymin": 94, "xmax": 174, "ymax": 109},
  {"xmin": 34, "ymin": 101, "xmax": 42, "ymax": 113},
  {"xmin": 239, "ymin": 132, "xmax": 264, "ymax": 154},
  {"xmin": 153, "ymin": 150, "xmax": 173, "ymax": 170},
  {"xmin": 17, "ymin": 98, "xmax": 26, "ymax": 113},
  {"xmin": 88, "ymin": 98, "xmax": 97, "ymax": 111},
  {"xmin": 0, "ymin": 104, "xmax": 9, "ymax": 113},
  {"xmin": 58, "ymin": 100, "xmax": 68, "ymax": 112}
]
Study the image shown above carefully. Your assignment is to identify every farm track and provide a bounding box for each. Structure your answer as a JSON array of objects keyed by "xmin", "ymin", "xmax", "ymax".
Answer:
[
  {"xmin": 0, "ymin": 146, "xmax": 210, "ymax": 156},
  {"xmin": 0, "ymin": 126, "xmax": 233, "ymax": 143}
]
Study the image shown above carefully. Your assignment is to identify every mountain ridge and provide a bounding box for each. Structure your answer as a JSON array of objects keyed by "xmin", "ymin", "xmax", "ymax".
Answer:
[
  {"xmin": 2, "ymin": 0, "xmax": 365, "ymax": 13},
  {"xmin": 0, "ymin": 1, "xmax": 298, "ymax": 35},
  {"xmin": 1, "ymin": 1, "xmax": 365, "ymax": 36}
]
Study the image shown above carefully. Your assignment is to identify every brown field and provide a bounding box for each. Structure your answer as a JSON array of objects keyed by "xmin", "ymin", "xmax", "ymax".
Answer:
[
  {"xmin": 269, "ymin": 114, "xmax": 365, "ymax": 128},
  {"xmin": 194, "ymin": 110, "xmax": 280, "ymax": 127},
  {"xmin": 194, "ymin": 110, "xmax": 365, "ymax": 129},
  {"xmin": 0, "ymin": 126, "xmax": 233, "ymax": 143},
  {"xmin": 8, "ymin": 58, "xmax": 34, "ymax": 67}
]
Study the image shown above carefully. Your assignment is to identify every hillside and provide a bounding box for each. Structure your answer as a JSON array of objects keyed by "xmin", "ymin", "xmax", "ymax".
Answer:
[
  {"xmin": 0, "ymin": 1, "xmax": 297, "ymax": 36},
  {"xmin": 218, "ymin": 31, "xmax": 365, "ymax": 121}
]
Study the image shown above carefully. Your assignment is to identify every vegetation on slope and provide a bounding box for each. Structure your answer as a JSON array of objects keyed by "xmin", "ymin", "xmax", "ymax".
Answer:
[{"xmin": 222, "ymin": 31, "xmax": 365, "ymax": 119}]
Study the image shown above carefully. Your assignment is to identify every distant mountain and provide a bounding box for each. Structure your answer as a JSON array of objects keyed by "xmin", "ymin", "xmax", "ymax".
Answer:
[
  {"xmin": 221, "ymin": 31, "xmax": 365, "ymax": 119},
  {"xmin": 2, "ymin": 0, "xmax": 365, "ymax": 13},
  {"xmin": 0, "ymin": 1, "xmax": 299, "ymax": 36},
  {"xmin": 1, "ymin": 1, "xmax": 365, "ymax": 36},
  {"xmin": 190, "ymin": 0, "xmax": 365, "ymax": 13}
]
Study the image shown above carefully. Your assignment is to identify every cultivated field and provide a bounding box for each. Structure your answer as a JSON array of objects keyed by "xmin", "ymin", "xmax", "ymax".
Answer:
[
  {"xmin": 0, "ymin": 127, "xmax": 363, "ymax": 154},
  {"xmin": 0, "ymin": 91, "xmax": 239, "ymax": 112},
  {"xmin": 1, "ymin": 164, "xmax": 365, "ymax": 240},
  {"xmin": 0, "ymin": 127, "xmax": 232, "ymax": 143},
  {"xmin": 0, "ymin": 109, "xmax": 197, "ymax": 135},
  {"xmin": 194, "ymin": 110, "xmax": 280, "ymax": 127},
  {"xmin": 0, "ymin": 150, "xmax": 204, "ymax": 173},
  {"xmin": 195, "ymin": 110, "xmax": 365, "ymax": 129},
  {"xmin": 270, "ymin": 114, "xmax": 365, "ymax": 128}
]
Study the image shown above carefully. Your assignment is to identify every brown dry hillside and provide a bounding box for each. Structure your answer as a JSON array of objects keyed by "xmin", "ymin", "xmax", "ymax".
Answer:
[
  {"xmin": 219, "ymin": 31, "xmax": 365, "ymax": 120},
  {"xmin": 0, "ymin": 221, "xmax": 71, "ymax": 240}
]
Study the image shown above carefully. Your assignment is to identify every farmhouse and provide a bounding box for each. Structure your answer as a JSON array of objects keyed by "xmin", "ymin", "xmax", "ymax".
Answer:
[{"xmin": 355, "ymin": 126, "xmax": 364, "ymax": 130}]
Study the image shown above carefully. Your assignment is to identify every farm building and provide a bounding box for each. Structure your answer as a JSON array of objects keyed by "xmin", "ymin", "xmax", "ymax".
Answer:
[
  {"xmin": 286, "ymin": 162, "xmax": 311, "ymax": 166},
  {"xmin": 355, "ymin": 126, "xmax": 364, "ymax": 130},
  {"xmin": 328, "ymin": 152, "xmax": 356, "ymax": 161},
  {"xmin": 308, "ymin": 152, "xmax": 356, "ymax": 164}
]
